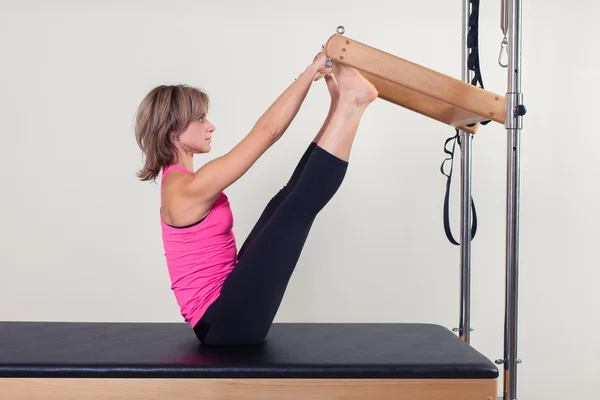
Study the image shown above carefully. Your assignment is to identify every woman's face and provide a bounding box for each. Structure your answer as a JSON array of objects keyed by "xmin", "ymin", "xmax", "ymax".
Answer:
[{"xmin": 177, "ymin": 116, "xmax": 215, "ymax": 154}]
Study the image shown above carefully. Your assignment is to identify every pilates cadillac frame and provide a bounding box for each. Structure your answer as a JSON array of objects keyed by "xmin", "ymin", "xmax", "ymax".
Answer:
[
  {"xmin": 459, "ymin": 1, "xmax": 525, "ymax": 400},
  {"xmin": 499, "ymin": 1, "xmax": 526, "ymax": 400},
  {"xmin": 0, "ymin": 3, "xmax": 526, "ymax": 400},
  {"xmin": 455, "ymin": 1, "xmax": 526, "ymax": 400},
  {"xmin": 324, "ymin": 2, "xmax": 526, "ymax": 399}
]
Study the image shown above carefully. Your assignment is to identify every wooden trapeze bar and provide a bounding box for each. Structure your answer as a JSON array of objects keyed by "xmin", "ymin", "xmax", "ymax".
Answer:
[{"xmin": 324, "ymin": 34, "xmax": 506, "ymax": 134}]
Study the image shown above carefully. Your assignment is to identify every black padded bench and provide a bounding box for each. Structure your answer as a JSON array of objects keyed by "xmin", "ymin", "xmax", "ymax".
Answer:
[{"xmin": 0, "ymin": 321, "xmax": 498, "ymax": 399}]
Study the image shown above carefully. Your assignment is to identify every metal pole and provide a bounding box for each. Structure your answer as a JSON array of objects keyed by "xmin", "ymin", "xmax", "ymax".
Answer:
[
  {"xmin": 502, "ymin": 0, "xmax": 526, "ymax": 398},
  {"xmin": 458, "ymin": 0, "xmax": 473, "ymax": 344}
]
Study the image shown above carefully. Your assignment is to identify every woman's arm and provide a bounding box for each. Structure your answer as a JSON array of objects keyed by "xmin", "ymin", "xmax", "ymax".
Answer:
[
  {"xmin": 180, "ymin": 52, "xmax": 330, "ymax": 207},
  {"xmin": 258, "ymin": 54, "xmax": 328, "ymax": 141}
]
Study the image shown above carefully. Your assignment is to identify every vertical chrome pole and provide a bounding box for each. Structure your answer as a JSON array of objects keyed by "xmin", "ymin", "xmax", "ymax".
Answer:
[
  {"xmin": 459, "ymin": 0, "xmax": 473, "ymax": 344},
  {"xmin": 502, "ymin": 0, "xmax": 525, "ymax": 399}
]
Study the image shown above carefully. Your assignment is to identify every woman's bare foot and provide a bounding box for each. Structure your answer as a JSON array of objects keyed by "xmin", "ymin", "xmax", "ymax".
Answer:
[
  {"xmin": 325, "ymin": 73, "xmax": 340, "ymax": 102},
  {"xmin": 332, "ymin": 62, "xmax": 378, "ymax": 106}
]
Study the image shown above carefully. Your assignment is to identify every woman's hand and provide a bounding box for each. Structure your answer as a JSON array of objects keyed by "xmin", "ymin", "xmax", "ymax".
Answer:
[{"xmin": 309, "ymin": 49, "xmax": 333, "ymax": 81}]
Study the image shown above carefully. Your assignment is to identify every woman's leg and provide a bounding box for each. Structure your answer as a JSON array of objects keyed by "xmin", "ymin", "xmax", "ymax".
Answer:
[
  {"xmin": 197, "ymin": 65, "xmax": 378, "ymax": 346},
  {"xmin": 236, "ymin": 141, "xmax": 317, "ymax": 260},
  {"xmin": 237, "ymin": 74, "xmax": 342, "ymax": 260}
]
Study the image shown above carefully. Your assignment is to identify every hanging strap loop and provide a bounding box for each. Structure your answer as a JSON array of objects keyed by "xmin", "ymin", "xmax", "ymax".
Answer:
[
  {"xmin": 441, "ymin": 0, "xmax": 488, "ymax": 245},
  {"xmin": 441, "ymin": 130, "xmax": 478, "ymax": 245}
]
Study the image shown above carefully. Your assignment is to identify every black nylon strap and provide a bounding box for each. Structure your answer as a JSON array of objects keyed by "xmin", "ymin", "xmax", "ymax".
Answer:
[
  {"xmin": 466, "ymin": 0, "xmax": 491, "ymax": 127},
  {"xmin": 441, "ymin": 0, "xmax": 487, "ymax": 245},
  {"xmin": 441, "ymin": 130, "xmax": 478, "ymax": 245}
]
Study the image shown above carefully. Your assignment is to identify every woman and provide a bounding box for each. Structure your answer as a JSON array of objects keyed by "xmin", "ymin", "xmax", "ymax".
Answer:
[{"xmin": 135, "ymin": 50, "xmax": 378, "ymax": 346}]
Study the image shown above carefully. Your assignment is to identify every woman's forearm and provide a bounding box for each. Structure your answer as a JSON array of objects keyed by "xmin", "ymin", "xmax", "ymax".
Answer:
[{"xmin": 256, "ymin": 64, "xmax": 319, "ymax": 141}]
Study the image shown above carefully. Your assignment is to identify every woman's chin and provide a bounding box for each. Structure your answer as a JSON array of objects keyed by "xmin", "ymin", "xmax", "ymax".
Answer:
[{"xmin": 194, "ymin": 145, "xmax": 211, "ymax": 154}]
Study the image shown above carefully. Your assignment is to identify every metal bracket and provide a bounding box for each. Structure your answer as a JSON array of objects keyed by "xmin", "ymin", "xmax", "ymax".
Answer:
[
  {"xmin": 495, "ymin": 358, "xmax": 522, "ymax": 364},
  {"xmin": 452, "ymin": 327, "xmax": 474, "ymax": 333},
  {"xmin": 321, "ymin": 26, "xmax": 345, "ymax": 69},
  {"xmin": 505, "ymin": 92, "xmax": 526, "ymax": 130}
]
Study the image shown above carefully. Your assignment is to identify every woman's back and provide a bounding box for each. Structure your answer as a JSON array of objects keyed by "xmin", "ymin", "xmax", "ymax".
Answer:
[{"xmin": 160, "ymin": 165, "xmax": 237, "ymax": 327}]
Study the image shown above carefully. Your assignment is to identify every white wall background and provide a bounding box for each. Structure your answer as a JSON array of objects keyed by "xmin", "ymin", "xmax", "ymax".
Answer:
[{"xmin": 1, "ymin": 0, "xmax": 598, "ymax": 398}]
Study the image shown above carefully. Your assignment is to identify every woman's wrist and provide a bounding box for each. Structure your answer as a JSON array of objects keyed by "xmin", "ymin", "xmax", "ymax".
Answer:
[{"xmin": 300, "ymin": 63, "xmax": 319, "ymax": 81}]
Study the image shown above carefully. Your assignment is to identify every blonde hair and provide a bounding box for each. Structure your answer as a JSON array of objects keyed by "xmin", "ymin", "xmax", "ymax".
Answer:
[{"xmin": 134, "ymin": 84, "xmax": 210, "ymax": 182}]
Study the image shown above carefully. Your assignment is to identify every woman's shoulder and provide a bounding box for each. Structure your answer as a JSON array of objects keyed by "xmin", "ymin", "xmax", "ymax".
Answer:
[{"xmin": 162, "ymin": 164, "xmax": 194, "ymax": 181}]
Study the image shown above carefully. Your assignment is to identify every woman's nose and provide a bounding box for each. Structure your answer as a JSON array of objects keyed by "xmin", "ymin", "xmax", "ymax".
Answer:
[{"xmin": 204, "ymin": 119, "xmax": 215, "ymax": 131}]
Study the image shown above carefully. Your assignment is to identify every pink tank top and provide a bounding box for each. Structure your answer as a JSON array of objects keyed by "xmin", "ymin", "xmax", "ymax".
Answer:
[{"xmin": 160, "ymin": 164, "xmax": 237, "ymax": 327}]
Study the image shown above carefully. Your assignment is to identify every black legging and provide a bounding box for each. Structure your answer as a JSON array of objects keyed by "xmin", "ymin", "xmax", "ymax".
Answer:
[{"xmin": 193, "ymin": 142, "xmax": 348, "ymax": 345}]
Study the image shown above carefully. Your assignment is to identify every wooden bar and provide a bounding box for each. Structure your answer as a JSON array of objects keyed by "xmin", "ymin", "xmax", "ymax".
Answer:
[
  {"xmin": 0, "ymin": 378, "xmax": 498, "ymax": 400},
  {"xmin": 325, "ymin": 34, "xmax": 506, "ymax": 133},
  {"xmin": 360, "ymin": 70, "xmax": 481, "ymax": 134}
]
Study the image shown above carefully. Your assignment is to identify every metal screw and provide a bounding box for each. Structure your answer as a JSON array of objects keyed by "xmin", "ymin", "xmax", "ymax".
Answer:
[
  {"xmin": 515, "ymin": 104, "xmax": 527, "ymax": 116},
  {"xmin": 336, "ymin": 25, "xmax": 345, "ymax": 35},
  {"xmin": 324, "ymin": 58, "xmax": 333, "ymax": 68},
  {"xmin": 517, "ymin": 359, "xmax": 522, "ymax": 364},
  {"xmin": 469, "ymin": 327, "xmax": 475, "ymax": 331}
]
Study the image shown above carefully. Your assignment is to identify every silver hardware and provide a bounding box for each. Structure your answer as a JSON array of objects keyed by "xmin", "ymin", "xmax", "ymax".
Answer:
[
  {"xmin": 494, "ymin": 358, "xmax": 522, "ymax": 366},
  {"xmin": 459, "ymin": 0, "xmax": 474, "ymax": 346},
  {"xmin": 503, "ymin": 2, "xmax": 524, "ymax": 399},
  {"xmin": 499, "ymin": 0, "xmax": 509, "ymax": 68},
  {"xmin": 336, "ymin": 25, "xmax": 345, "ymax": 35},
  {"xmin": 452, "ymin": 327, "xmax": 474, "ymax": 333},
  {"xmin": 324, "ymin": 58, "xmax": 333, "ymax": 68},
  {"xmin": 501, "ymin": 0, "xmax": 508, "ymax": 36},
  {"xmin": 498, "ymin": 37, "xmax": 509, "ymax": 68}
]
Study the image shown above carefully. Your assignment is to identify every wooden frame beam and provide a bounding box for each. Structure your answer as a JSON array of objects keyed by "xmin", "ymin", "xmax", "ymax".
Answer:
[
  {"xmin": 1, "ymin": 378, "xmax": 498, "ymax": 400},
  {"xmin": 324, "ymin": 34, "xmax": 506, "ymax": 134}
]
